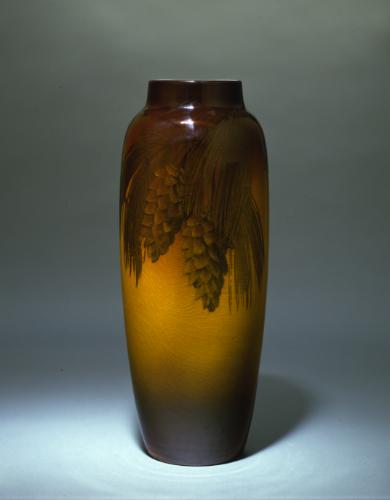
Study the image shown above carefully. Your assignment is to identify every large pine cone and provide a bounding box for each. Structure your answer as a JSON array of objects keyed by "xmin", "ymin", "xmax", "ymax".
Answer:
[
  {"xmin": 181, "ymin": 215, "xmax": 228, "ymax": 312},
  {"xmin": 141, "ymin": 164, "xmax": 183, "ymax": 262}
]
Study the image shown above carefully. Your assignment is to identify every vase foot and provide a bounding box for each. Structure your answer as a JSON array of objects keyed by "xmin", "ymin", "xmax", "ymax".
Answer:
[{"xmin": 143, "ymin": 442, "xmax": 246, "ymax": 467}]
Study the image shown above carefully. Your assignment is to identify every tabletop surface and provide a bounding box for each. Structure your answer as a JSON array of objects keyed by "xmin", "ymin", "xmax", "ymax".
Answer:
[{"xmin": 1, "ymin": 334, "xmax": 388, "ymax": 500}]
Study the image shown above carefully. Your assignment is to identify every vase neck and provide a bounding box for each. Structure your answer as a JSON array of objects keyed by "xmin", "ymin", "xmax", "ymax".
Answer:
[{"xmin": 145, "ymin": 80, "xmax": 245, "ymax": 109}]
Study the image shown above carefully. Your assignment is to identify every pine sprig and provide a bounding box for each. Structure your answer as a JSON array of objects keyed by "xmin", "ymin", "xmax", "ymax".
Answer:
[{"xmin": 121, "ymin": 116, "xmax": 265, "ymax": 311}]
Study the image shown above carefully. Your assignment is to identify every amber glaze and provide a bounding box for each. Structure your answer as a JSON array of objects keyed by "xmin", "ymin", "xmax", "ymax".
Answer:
[{"xmin": 120, "ymin": 80, "xmax": 268, "ymax": 465}]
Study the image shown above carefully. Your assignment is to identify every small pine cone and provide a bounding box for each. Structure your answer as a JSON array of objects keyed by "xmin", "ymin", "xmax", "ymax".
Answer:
[
  {"xmin": 181, "ymin": 215, "xmax": 228, "ymax": 312},
  {"xmin": 141, "ymin": 164, "xmax": 183, "ymax": 262}
]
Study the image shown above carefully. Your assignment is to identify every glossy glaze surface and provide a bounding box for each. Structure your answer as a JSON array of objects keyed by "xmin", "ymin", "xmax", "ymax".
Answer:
[{"xmin": 120, "ymin": 80, "xmax": 268, "ymax": 465}]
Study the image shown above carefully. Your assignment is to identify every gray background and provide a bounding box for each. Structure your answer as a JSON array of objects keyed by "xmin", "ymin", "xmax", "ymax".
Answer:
[{"xmin": 1, "ymin": 0, "xmax": 389, "ymax": 498}]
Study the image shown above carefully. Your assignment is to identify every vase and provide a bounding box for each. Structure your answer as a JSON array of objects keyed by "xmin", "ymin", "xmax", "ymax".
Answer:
[{"xmin": 119, "ymin": 80, "xmax": 268, "ymax": 466}]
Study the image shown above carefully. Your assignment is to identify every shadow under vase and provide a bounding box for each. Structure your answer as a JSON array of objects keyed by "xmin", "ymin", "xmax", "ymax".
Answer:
[{"xmin": 244, "ymin": 373, "xmax": 316, "ymax": 457}]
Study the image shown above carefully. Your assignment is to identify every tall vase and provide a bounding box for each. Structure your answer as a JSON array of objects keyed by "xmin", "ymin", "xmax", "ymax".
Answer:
[{"xmin": 120, "ymin": 80, "xmax": 268, "ymax": 466}]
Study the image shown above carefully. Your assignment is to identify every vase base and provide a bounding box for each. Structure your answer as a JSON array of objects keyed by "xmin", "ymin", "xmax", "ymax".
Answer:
[{"xmin": 143, "ymin": 443, "xmax": 246, "ymax": 467}]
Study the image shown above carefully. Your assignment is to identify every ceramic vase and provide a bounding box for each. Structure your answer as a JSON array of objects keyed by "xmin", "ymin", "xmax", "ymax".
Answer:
[{"xmin": 120, "ymin": 80, "xmax": 268, "ymax": 465}]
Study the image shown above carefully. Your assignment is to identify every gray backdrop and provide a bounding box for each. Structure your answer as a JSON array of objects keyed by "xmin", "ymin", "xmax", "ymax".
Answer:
[{"xmin": 1, "ymin": 1, "xmax": 389, "ymax": 498}]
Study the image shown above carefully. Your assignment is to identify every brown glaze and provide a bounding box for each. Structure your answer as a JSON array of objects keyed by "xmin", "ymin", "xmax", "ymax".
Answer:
[{"xmin": 120, "ymin": 80, "xmax": 268, "ymax": 465}]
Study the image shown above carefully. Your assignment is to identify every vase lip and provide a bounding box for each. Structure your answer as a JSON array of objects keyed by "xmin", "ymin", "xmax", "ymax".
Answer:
[
  {"xmin": 146, "ymin": 80, "xmax": 244, "ymax": 108},
  {"xmin": 149, "ymin": 79, "xmax": 241, "ymax": 83}
]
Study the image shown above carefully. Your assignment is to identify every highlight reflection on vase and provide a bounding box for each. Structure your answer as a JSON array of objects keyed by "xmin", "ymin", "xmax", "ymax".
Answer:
[{"xmin": 120, "ymin": 80, "xmax": 268, "ymax": 465}]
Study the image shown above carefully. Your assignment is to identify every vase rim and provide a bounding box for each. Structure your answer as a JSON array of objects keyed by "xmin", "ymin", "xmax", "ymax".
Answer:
[
  {"xmin": 149, "ymin": 79, "xmax": 241, "ymax": 83},
  {"xmin": 146, "ymin": 80, "xmax": 244, "ymax": 108}
]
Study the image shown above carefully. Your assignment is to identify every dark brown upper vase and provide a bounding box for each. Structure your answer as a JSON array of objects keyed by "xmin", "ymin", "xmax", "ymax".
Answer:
[{"xmin": 120, "ymin": 80, "xmax": 269, "ymax": 465}]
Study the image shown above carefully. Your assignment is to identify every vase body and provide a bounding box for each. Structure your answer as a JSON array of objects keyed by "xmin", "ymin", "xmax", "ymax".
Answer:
[{"xmin": 120, "ymin": 80, "xmax": 268, "ymax": 466}]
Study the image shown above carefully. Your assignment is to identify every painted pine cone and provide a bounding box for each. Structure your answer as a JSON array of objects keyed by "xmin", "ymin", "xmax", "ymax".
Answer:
[
  {"xmin": 141, "ymin": 164, "xmax": 183, "ymax": 262},
  {"xmin": 181, "ymin": 215, "xmax": 228, "ymax": 312}
]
